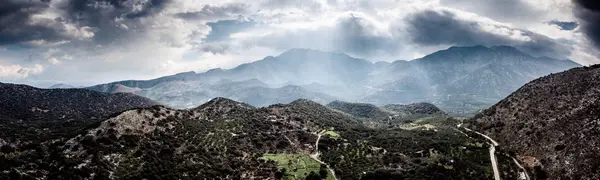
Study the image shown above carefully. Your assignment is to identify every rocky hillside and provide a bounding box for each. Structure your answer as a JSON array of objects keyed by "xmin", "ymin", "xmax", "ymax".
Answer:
[
  {"xmin": 382, "ymin": 102, "xmax": 446, "ymax": 116},
  {"xmin": 471, "ymin": 65, "xmax": 600, "ymax": 179},
  {"xmin": 0, "ymin": 82, "xmax": 157, "ymax": 150},
  {"xmin": 0, "ymin": 83, "xmax": 157, "ymax": 121},
  {"xmin": 326, "ymin": 101, "xmax": 448, "ymax": 128},
  {"xmin": 326, "ymin": 101, "xmax": 391, "ymax": 120},
  {"xmin": 2, "ymin": 98, "xmax": 497, "ymax": 179}
]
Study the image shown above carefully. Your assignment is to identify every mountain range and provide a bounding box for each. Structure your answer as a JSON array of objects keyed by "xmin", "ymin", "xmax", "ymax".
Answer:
[
  {"xmin": 87, "ymin": 45, "xmax": 580, "ymax": 115},
  {"xmin": 2, "ymin": 62, "xmax": 599, "ymax": 179}
]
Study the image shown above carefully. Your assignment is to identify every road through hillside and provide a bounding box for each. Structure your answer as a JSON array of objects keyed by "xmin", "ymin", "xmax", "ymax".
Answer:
[{"xmin": 458, "ymin": 124, "xmax": 500, "ymax": 180}]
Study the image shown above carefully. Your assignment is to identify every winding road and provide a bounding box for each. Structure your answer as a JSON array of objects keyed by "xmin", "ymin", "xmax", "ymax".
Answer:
[
  {"xmin": 310, "ymin": 134, "xmax": 339, "ymax": 180},
  {"xmin": 458, "ymin": 124, "xmax": 501, "ymax": 180},
  {"xmin": 457, "ymin": 123, "xmax": 531, "ymax": 180}
]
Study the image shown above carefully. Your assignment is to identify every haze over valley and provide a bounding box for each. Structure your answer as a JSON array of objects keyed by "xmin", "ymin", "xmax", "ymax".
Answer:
[{"xmin": 88, "ymin": 46, "xmax": 580, "ymax": 115}]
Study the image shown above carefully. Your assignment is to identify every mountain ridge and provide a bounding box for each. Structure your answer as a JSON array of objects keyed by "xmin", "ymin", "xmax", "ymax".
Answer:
[
  {"xmin": 87, "ymin": 45, "xmax": 581, "ymax": 114},
  {"xmin": 470, "ymin": 64, "xmax": 600, "ymax": 179}
]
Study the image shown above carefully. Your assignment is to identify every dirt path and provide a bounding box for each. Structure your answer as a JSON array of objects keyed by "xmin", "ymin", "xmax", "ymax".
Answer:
[{"xmin": 310, "ymin": 134, "xmax": 338, "ymax": 180}]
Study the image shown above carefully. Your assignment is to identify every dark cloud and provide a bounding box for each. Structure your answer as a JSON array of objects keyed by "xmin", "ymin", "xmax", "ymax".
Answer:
[
  {"xmin": 332, "ymin": 15, "xmax": 399, "ymax": 56},
  {"xmin": 0, "ymin": 0, "xmax": 68, "ymax": 45},
  {"xmin": 548, "ymin": 20, "xmax": 579, "ymax": 30},
  {"xmin": 249, "ymin": 14, "xmax": 400, "ymax": 58},
  {"xmin": 0, "ymin": 0, "xmax": 172, "ymax": 47},
  {"xmin": 61, "ymin": 0, "xmax": 172, "ymax": 45},
  {"xmin": 195, "ymin": 42, "xmax": 230, "ymax": 54},
  {"xmin": 440, "ymin": 0, "xmax": 541, "ymax": 23},
  {"xmin": 175, "ymin": 4, "xmax": 249, "ymax": 21},
  {"xmin": 573, "ymin": 0, "xmax": 600, "ymax": 49},
  {"xmin": 205, "ymin": 20, "xmax": 256, "ymax": 42},
  {"xmin": 405, "ymin": 9, "xmax": 571, "ymax": 58}
]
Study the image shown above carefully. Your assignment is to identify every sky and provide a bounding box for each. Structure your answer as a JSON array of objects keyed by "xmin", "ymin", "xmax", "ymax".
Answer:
[{"xmin": 0, "ymin": 0, "xmax": 599, "ymax": 87}]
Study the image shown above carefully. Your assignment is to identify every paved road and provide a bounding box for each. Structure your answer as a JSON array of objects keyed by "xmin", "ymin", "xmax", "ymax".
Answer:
[
  {"xmin": 512, "ymin": 157, "xmax": 531, "ymax": 180},
  {"xmin": 489, "ymin": 145, "xmax": 501, "ymax": 180},
  {"xmin": 457, "ymin": 124, "xmax": 500, "ymax": 180}
]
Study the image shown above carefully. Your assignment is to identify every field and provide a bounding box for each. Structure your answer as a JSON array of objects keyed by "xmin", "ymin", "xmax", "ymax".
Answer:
[{"xmin": 261, "ymin": 153, "xmax": 334, "ymax": 180}]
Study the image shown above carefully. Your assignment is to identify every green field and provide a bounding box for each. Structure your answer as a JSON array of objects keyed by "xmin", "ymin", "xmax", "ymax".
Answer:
[
  {"xmin": 261, "ymin": 153, "xmax": 334, "ymax": 180},
  {"xmin": 319, "ymin": 128, "xmax": 340, "ymax": 138}
]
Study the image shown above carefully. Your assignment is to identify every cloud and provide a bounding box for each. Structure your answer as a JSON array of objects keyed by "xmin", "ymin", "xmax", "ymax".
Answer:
[
  {"xmin": 404, "ymin": 8, "xmax": 572, "ymax": 58},
  {"xmin": 547, "ymin": 20, "xmax": 579, "ymax": 30},
  {"xmin": 0, "ymin": 0, "xmax": 597, "ymax": 85},
  {"xmin": 48, "ymin": 57, "xmax": 60, "ymax": 64},
  {"xmin": 236, "ymin": 12, "xmax": 401, "ymax": 59},
  {"xmin": 195, "ymin": 42, "xmax": 230, "ymax": 54},
  {"xmin": 175, "ymin": 3, "xmax": 249, "ymax": 21},
  {"xmin": 58, "ymin": 0, "xmax": 175, "ymax": 46},
  {"xmin": 0, "ymin": 63, "xmax": 43, "ymax": 79},
  {"xmin": 0, "ymin": 0, "xmax": 94, "ymax": 46},
  {"xmin": 205, "ymin": 19, "xmax": 256, "ymax": 42},
  {"xmin": 573, "ymin": 0, "xmax": 600, "ymax": 49},
  {"xmin": 439, "ymin": 0, "xmax": 542, "ymax": 23}
]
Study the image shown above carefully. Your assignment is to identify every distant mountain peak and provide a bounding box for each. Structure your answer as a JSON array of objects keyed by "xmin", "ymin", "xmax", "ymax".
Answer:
[
  {"xmin": 490, "ymin": 45, "xmax": 528, "ymax": 55},
  {"xmin": 447, "ymin": 45, "xmax": 489, "ymax": 51},
  {"xmin": 196, "ymin": 97, "xmax": 255, "ymax": 111},
  {"xmin": 278, "ymin": 48, "xmax": 352, "ymax": 59},
  {"xmin": 207, "ymin": 97, "xmax": 242, "ymax": 105},
  {"xmin": 278, "ymin": 48, "xmax": 321, "ymax": 57},
  {"xmin": 289, "ymin": 98, "xmax": 322, "ymax": 106},
  {"xmin": 175, "ymin": 71, "xmax": 196, "ymax": 75},
  {"xmin": 49, "ymin": 83, "xmax": 76, "ymax": 89},
  {"xmin": 205, "ymin": 68, "xmax": 224, "ymax": 73}
]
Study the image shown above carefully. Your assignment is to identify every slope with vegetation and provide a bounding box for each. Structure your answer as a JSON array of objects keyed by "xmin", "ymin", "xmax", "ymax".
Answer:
[
  {"xmin": 1, "ymin": 97, "xmax": 501, "ymax": 179},
  {"xmin": 0, "ymin": 82, "xmax": 157, "ymax": 151},
  {"xmin": 327, "ymin": 100, "xmax": 448, "ymax": 128},
  {"xmin": 471, "ymin": 65, "xmax": 600, "ymax": 179}
]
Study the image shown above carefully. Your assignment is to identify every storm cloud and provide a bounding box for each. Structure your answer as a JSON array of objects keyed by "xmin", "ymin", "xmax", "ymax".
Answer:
[
  {"xmin": 439, "ymin": 0, "xmax": 542, "ymax": 24},
  {"xmin": 548, "ymin": 20, "xmax": 579, "ymax": 30},
  {"xmin": 0, "ymin": 0, "xmax": 596, "ymax": 85},
  {"xmin": 205, "ymin": 20, "xmax": 256, "ymax": 42},
  {"xmin": 405, "ymin": 9, "xmax": 571, "ymax": 58},
  {"xmin": 573, "ymin": 0, "xmax": 600, "ymax": 49},
  {"xmin": 0, "ymin": 0, "xmax": 93, "ymax": 46}
]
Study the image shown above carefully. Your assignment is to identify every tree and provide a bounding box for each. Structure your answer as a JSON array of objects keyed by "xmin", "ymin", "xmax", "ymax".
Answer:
[
  {"xmin": 319, "ymin": 167, "xmax": 328, "ymax": 179},
  {"xmin": 306, "ymin": 171, "xmax": 321, "ymax": 180}
]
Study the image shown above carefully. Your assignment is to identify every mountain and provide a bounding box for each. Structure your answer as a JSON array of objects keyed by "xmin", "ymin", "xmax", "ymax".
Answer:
[
  {"xmin": 121, "ymin": 79, "xmax": 335, "ymax": 109},
  {"xmin": 48, "ymin": 83, "xmax": 79, "ymax": 89},
  {"xmin": 228, "ymin": 85, "xmax": 337, "ymax": 107},
  {"xmin": 203, "ymin": 49, "xmax": 374, "ymax": 86},
  {"xmin": 365, "ymin": 45, "xmax": 581, "ymax": 114},
  {"xmin": 381, "ymin": 102, "xmax": 446, "ymax": 116},
  {"xmin": 1, "ymin": 97, "xmax": 498, "ymax": 179},
  {"xmin": 0, "ymin": 83, "xmax": 157, "ymax": 122},
  {"xmin": 88, "ymin": 46, "xmax": 580, "ymax": 114},
  {"xmin": 470, "ymin": 64, "xmax": 600, "ymax": 179},
  {"xmin": 327, "ymin": 101, "xmax": 391, "ymax": 120},
  {"xmin": 0, "ymin": 82, "xmax": 158, "ymax": 150},
  {"xmin": 326, "ymin": 101, "xmax": 448, "ymax": 128}
]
